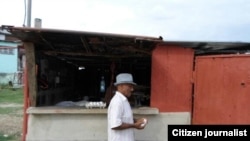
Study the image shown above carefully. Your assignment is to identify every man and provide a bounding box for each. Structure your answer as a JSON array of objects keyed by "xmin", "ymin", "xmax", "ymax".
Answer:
[{"xmin": 107, "ymin": 73, "xmax": 147, "ymax": 141}]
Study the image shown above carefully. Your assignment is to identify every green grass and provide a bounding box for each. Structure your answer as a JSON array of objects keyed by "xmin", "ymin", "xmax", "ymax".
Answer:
[
  {"xmin": 0, "ymin": 133, "xmax": 16, "ymax": 141},
  {"xmin": 0, "ymin": 88, "xmax": 23, "ymax": 141},
  {"xmin": 0, "ymin": 88, "xmax": 23, "ymax": 104},
  {"xmin": 0, "ymin": 107, "xmax": 23, "ymax": 115}
]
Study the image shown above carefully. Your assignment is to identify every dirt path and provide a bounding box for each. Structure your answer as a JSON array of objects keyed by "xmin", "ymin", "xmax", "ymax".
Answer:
[
  {"xmin": 0, "ymin": 103, "xmax": 23, "ymax": 140},
  {"xmin": 0, "ymin": 103, "xmax": 23, "ymax": 107}
]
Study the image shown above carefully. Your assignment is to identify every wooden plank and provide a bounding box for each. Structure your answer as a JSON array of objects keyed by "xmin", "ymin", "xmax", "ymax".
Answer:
[{"xmin": 24, "ymin": 42, "xmax": 37, "ymax": 106}]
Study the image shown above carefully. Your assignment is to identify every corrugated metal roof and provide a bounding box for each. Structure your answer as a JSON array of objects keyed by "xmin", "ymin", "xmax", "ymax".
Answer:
[
  {"xmin": 2, "ymin": 26, "xmax": 250, "ymax": 66},
  {"xmin": 3, "ymin": 26, "xmax": 164, "ymax": 67},
  {"xmin": 158, "ymin": 41, "xmax": 250, "ymax": 55},
  {"xmin": 5, "ymin": 26, "xmax": 162, "ymax": 57}
]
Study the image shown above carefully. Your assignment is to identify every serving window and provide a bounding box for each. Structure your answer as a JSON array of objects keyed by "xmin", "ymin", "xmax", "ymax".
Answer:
[{"xmin": 36, "ymin": 53, "xmax": 152, "ymax": 108}]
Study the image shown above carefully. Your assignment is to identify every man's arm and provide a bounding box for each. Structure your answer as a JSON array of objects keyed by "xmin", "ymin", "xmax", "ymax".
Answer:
[
  {"xmin": 112, "ymin": 121, "xmax": 143, "ymax": 130},
  {"xmin": 112, "ymin": 117, "xmax": 147, "ymax": 130}
]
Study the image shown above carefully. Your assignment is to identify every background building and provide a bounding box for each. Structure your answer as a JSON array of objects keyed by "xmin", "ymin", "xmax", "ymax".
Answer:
[{"xmin": 0, "ymin": 28, "xmax": 24, "ymax": 86}]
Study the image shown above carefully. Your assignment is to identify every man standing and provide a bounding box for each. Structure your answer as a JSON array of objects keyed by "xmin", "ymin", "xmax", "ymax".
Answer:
[{"xmin": 108, "ymin": 73, "xmax": 147, "ymax": 141}]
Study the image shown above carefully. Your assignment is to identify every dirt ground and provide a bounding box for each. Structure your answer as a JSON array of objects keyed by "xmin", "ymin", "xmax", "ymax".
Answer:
[{"xmin": 0, "ymin": 103, "xmax": 23, "ymax": 140}]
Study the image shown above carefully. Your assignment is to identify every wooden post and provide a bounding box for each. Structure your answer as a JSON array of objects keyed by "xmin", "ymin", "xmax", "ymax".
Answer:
[{"xmin": 24, "ymin": 42, "xmax": 37, "ymax": 106}]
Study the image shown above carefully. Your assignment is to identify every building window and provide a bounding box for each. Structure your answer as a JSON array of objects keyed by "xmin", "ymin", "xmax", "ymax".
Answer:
[
  {"xmin": 9, "ymin": 48, "xmax": 14, "ymax": 54},
  {"xmin": 0, "ymin": 48, "xmax": 14, "ymax": 55}
]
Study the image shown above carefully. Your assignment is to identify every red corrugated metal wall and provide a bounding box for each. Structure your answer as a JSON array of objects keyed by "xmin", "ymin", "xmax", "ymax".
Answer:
[
  {"xmin": 151, "ymin": 44, "xmax": 194, "ymax": 112},
  {"xmin": 193, "ymin": 54, "xmax": 250, "ymax": 124}
]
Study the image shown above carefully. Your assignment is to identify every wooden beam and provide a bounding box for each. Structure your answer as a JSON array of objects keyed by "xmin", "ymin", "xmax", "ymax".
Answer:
[
  {"xmin": 80, "ymin": 36, "xmax": 92, "ymax": 53},
  {"xmin": 43, "ymin": 50, "xmax": 150, "ymax": 58},
  {"xmin": 24, "ymin": 42, "xmax": 37, "ymax": 106}
]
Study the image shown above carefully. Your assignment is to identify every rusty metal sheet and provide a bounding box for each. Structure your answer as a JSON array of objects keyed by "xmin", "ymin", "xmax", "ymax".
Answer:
[{"xmin": 151, "ymin": 44, "xmax": 194, "ymax": 112}]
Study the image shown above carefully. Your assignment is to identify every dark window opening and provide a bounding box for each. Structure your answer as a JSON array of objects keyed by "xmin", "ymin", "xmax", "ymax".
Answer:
[{"xmin": 36, "ymin": 53, "xmax": 152, "ymax": 108}]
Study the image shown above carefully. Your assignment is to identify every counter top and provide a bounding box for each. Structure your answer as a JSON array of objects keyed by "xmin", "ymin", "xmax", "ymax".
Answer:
[{"xmin": 27, "ymin": 106, "xmax": 159, "ymax": 115}]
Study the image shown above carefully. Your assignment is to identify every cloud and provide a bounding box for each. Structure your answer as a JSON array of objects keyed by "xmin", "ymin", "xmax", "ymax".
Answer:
[
  {"xmin": 1, "ymin": 0, "xmax": 250, "ymax": 42},
  {"xmin": 0, "ymin": 0, "xmax": 25, "ymax": 26},
  {"xmin": 160, "ymin": 0, "xmax": 250, "ymax": 41}
]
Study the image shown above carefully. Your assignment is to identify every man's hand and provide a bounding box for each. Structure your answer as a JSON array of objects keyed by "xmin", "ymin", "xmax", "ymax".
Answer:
[{"xmin": 134, "ymin": 118, "xmax": 148, "ymax": 129}]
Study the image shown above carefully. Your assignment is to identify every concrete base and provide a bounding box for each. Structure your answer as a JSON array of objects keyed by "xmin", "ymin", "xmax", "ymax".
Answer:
[
  {"xmin": 135, "ymin": 112, "xmax": 191, "ymax": 141},
  {"xmin": 26, "ymin": 108, "xmax": 190, "ymax": 141}
]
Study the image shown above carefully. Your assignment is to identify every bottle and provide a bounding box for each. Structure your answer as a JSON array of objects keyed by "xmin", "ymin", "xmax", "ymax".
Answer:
[
  {"xmin": 55, "ymin": 72, "xmax": 60, "ymax": 88},
  {"xmin": 100, "ymin": 76, "xmax": 105, "ymax": 93}
]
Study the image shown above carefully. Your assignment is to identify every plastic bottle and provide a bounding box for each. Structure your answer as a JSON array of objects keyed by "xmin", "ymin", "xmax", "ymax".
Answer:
[{"xmin": 100, "ymin": 76, "xmax": 105, "ymax": 93}]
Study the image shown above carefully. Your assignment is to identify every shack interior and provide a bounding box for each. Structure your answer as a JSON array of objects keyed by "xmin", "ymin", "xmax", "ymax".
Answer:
[
  {"xmin": 3, "ymin": 26, "xmax": 250, "ymax": 108},
  {"xmin": 4, "ymin": 27, "xmax": 163, "ymax": 107}
]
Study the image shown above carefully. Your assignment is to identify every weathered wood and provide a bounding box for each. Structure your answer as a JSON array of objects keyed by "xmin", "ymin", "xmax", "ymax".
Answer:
[{"xmin": 24, "ymin": 42, "xmax": 37, "ymax": 106}]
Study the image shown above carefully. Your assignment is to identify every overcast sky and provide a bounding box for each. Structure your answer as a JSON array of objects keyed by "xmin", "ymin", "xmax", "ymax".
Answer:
[{"xmin": 1, "ymin": 0, "xmax": 250, "ymax": 42}]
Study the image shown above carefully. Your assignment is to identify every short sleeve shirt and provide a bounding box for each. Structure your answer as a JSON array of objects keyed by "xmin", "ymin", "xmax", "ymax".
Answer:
[{"xmin": 107, "ymin": 91, "xmax": 134, "ymax": 141}]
